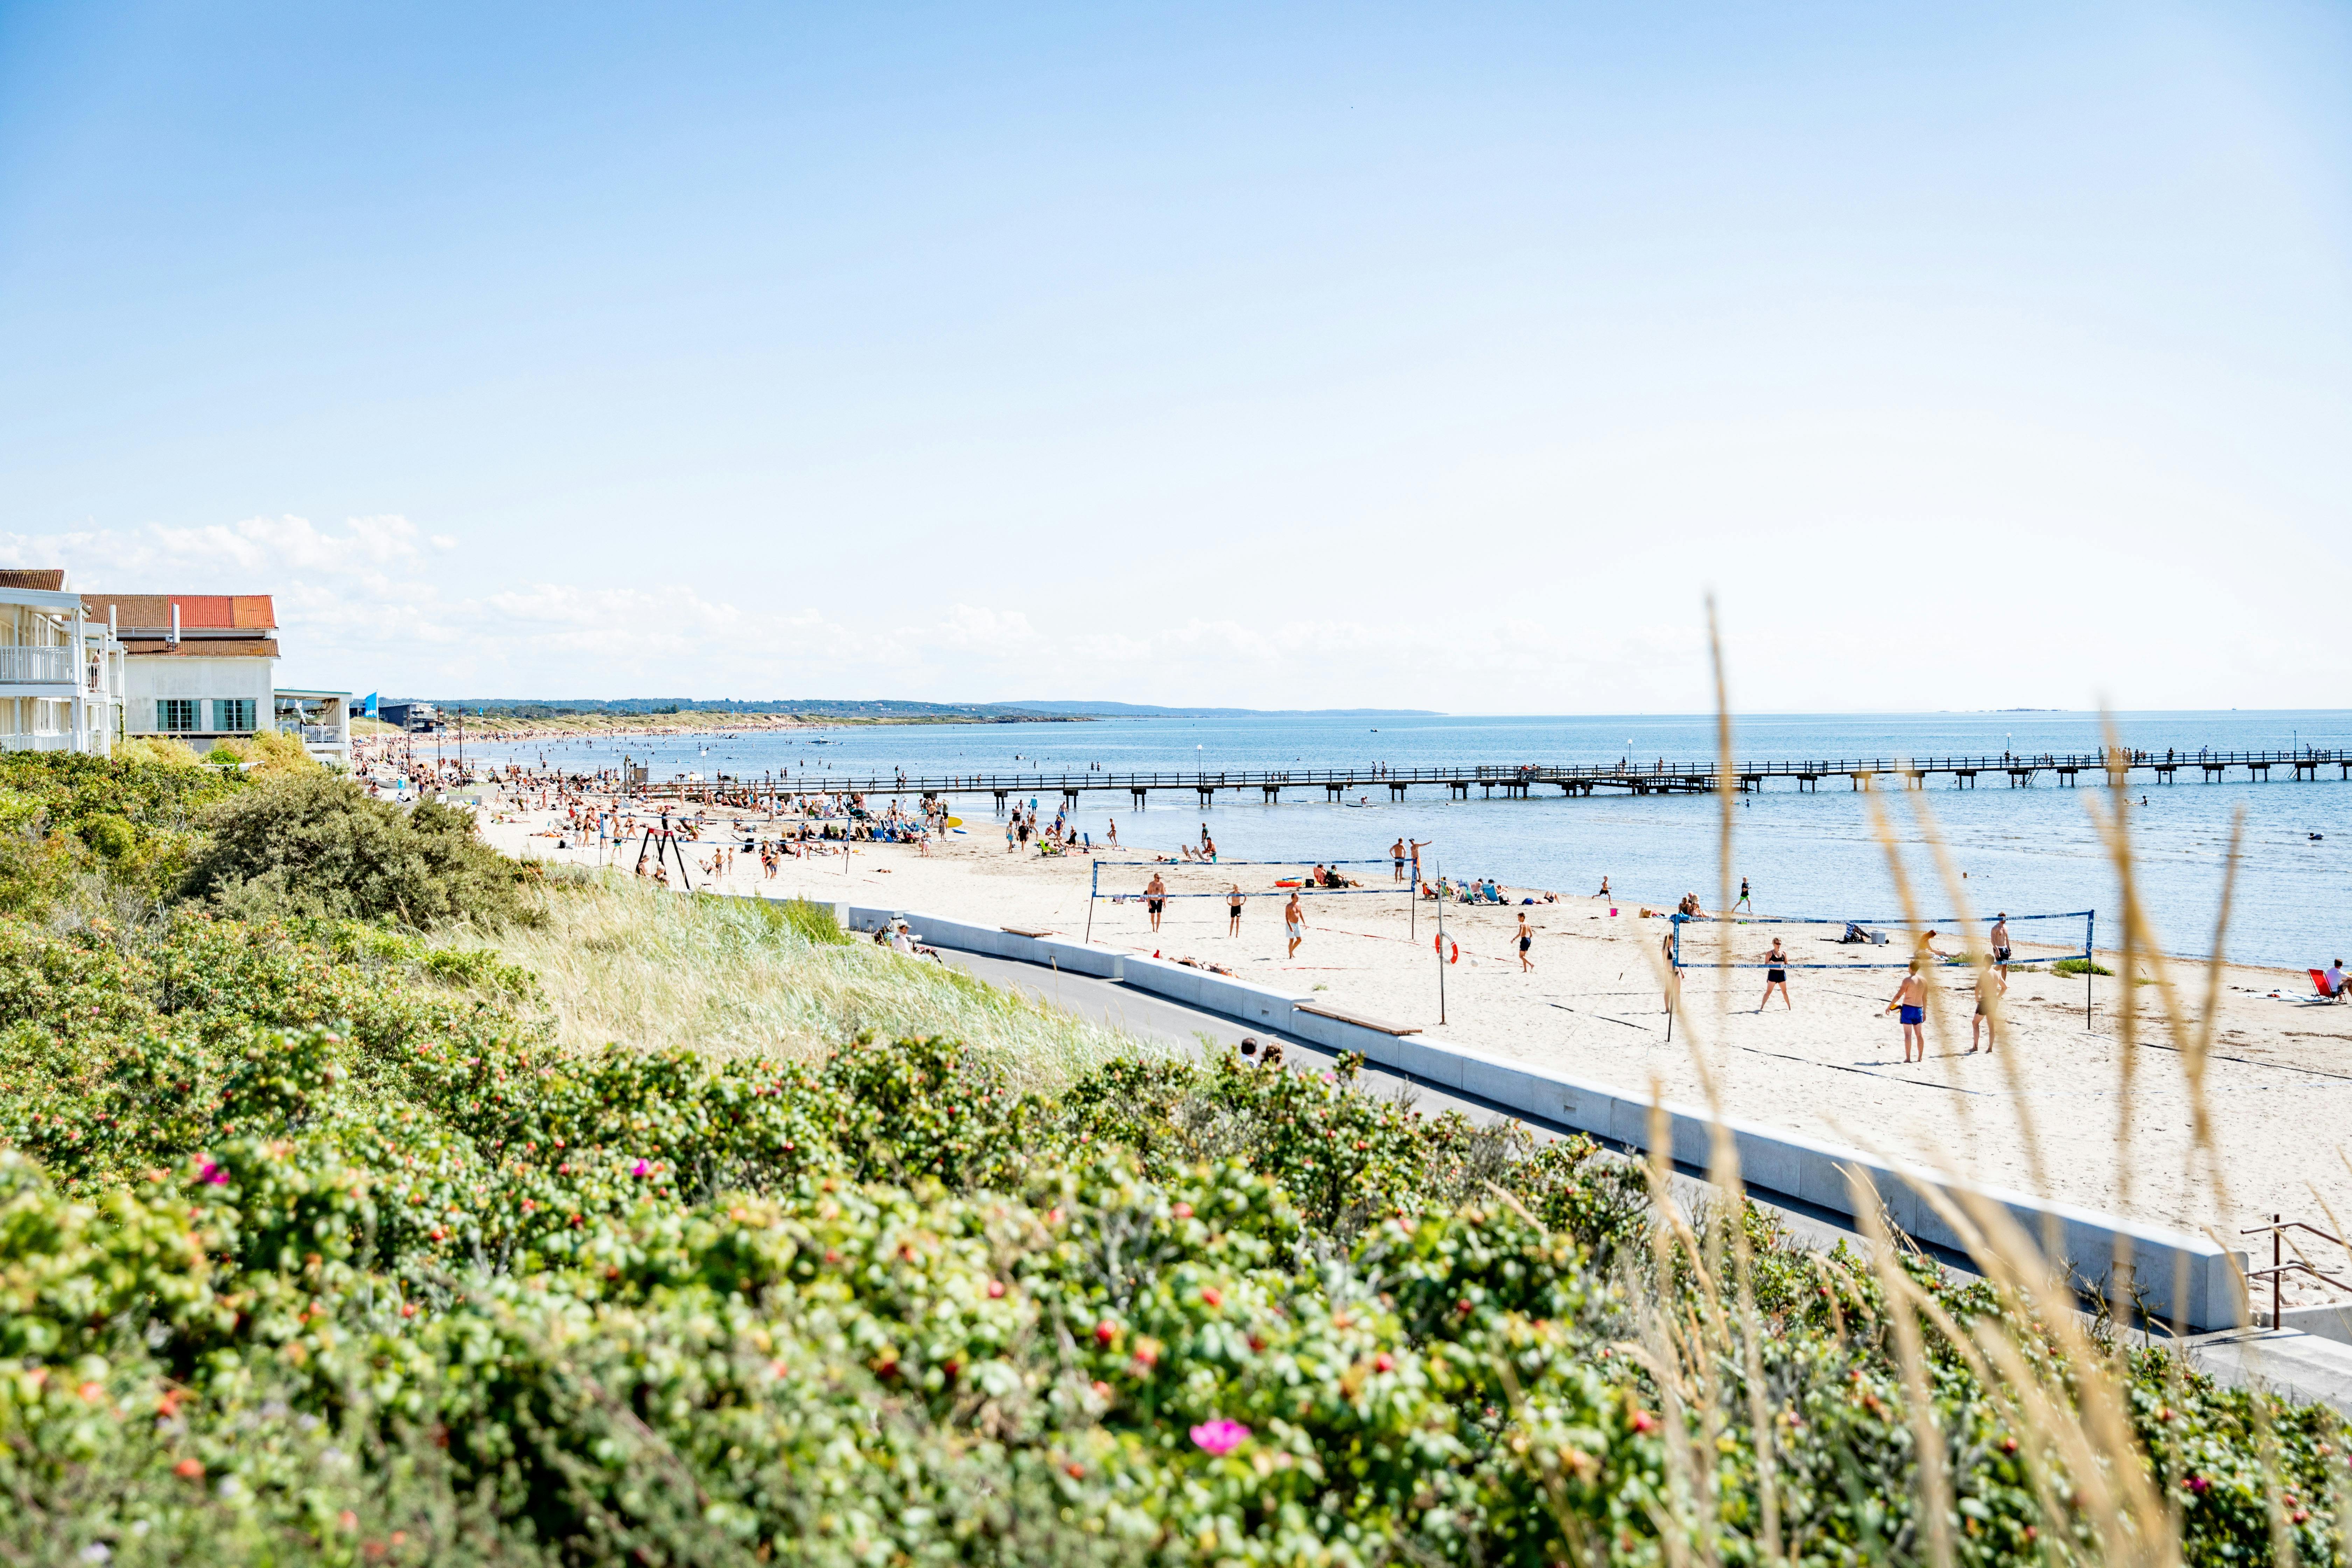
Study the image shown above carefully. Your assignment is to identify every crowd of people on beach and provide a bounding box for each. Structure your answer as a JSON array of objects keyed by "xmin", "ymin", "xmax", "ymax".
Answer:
[{"xmin": 368, "ymin": 730, "xmax": 2108, "ymax": 1071}]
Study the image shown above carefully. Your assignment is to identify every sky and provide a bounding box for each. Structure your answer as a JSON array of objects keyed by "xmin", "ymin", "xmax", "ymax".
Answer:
[{"xmin": 1, "ymin": 2, "xmax": 2347, "ymax": 713}]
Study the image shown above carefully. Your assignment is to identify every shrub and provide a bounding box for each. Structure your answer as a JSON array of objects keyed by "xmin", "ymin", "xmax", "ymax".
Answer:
[
  {"xmin": 111, "ymin": 736, "xmax": 208, "ymax": 771},
  {"xmin": 247, "ymin": 727, "xmax": 321, "ymax": 776},
  {"xmin": 770, "ymin": 895, "xmax": 851, "ymax": 946},
  {"xmin": 2053, "ymin": 957, "xmax": 2113, "ymax": 976},
  {"xmin": 182, "ymin": 773, "xmax": 529, "ymax": 929}
]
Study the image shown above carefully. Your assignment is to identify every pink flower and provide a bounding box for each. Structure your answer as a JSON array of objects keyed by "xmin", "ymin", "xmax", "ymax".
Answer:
[
  {"xmin": 1190, "ymin": 1419, "xmax": 1250, "ymax": 1456},
  {"xmin": 196, "ymin": 1161, "xmax": 229, "ymax": 1186},
  {"xmin": 631, "ymin": 1160, "xmax": 651, "ymax": 1178}
]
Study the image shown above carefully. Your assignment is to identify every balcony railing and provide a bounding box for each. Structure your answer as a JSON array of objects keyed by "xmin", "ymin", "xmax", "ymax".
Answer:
[{"xmin": 0, "ymin": 646, "xmax": 75, "ymax": 685}]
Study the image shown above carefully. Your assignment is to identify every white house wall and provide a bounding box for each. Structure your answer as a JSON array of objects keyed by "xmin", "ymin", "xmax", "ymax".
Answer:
[{"xmin": 125, "ymin": 656, "xmax": 276, "ymax": 735}]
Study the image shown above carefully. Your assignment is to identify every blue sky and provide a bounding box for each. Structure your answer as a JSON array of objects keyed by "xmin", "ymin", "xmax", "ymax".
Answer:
[{"xmin": 2, "ymin": 3, "xmax": 2347, "ymax": 710}]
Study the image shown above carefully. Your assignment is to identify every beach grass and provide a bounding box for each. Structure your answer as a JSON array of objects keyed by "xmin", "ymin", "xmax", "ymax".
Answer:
[{"xmin": 482, "ymin": 872, "xmax": 1157, "ymax": 1091}]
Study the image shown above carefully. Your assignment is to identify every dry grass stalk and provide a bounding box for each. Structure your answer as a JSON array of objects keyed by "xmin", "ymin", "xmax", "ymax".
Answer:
[{"xmin": 1598, "ymin": 634, "xmax": 2330, "ymax": 1568}]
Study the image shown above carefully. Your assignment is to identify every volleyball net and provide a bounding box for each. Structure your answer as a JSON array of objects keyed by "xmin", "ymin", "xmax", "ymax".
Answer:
[
  {"xmin": 1088, "ymin": 858, "xmax": 1418, "ymax": 904},
  {"xmin": 1666, "ymin": 908, "xmax": 2094, "ymax": 971}
]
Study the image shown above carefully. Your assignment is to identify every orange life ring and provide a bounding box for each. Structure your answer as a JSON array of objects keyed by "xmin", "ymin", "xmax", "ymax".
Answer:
[{"xmin": 1434, "ymin": 932, "xmax": 1459, "ymax": 964}]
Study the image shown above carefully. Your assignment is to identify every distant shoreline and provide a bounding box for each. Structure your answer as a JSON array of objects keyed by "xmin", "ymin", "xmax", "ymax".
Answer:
[{"xmin": 355, "ymin": 711, "xmax": 1090, "ymax": 742}]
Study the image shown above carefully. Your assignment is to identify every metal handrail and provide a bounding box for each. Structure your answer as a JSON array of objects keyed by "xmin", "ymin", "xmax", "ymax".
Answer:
[{"xmin": 2240, "ymin": 1217, "xmax": 2352, "ymax": 1328}]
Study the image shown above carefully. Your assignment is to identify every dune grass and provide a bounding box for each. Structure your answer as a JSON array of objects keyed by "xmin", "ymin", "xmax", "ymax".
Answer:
[{"xmin": 486, "ymin": 872, "xmax": 1157, "ymax": 1092}]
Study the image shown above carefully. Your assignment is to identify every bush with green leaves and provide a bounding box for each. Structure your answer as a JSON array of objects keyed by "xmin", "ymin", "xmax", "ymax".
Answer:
[
  {"xmin": 182, "ymin": 771, "xmax": 530, "ymax": 929},
  {"xmin": 0, "ymin": 790, "xmax": 2340, "ymax": 1563}
]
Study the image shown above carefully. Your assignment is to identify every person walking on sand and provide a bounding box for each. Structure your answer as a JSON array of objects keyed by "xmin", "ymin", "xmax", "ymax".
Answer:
[
  {"xmin": 1106, "ymin": 817, "xmax": 1118, "ymax": 847},
  {"xmin": 1886, "ymin": 962, "xmax": 1928, "ymax": 1063},
  {"xmin": 1735, "ymin": 877, "xmax": 1752, "ymax": 913},
  {"xmin": 1227, "ymin": 883, "xmax": 1244, "ymax": 936},
  {"xmin": 1990, "ymin": 913, "xmax": 2011, "ymax": 977},
  {"xmin": 1516, "ymin": 912, "xmax": 1535, "ymax": 972},
  {"xmin": 1145, "ymin": 872, "xmax": 1168, "ymax": 933},
  {"xmin": 1392, "ymin": 838, "xmax": 1406, "ymax": 882},
  {"xmin": 1758, "ymin": 937, "xmax": 1791, "ymax": 1011},
  {"xmin": 1970, "ymin": 959, "xmax": 2004, "ymax": 1053},
  {"xmin": 1285, "ymin": 892, "xmax": 1305, "ymax": 958}
]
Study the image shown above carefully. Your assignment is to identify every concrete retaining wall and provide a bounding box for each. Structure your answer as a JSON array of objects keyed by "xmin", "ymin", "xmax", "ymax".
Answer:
[{"xmin": 814, "ymin": 897, "xmax": 2249, "ymax": 1330}]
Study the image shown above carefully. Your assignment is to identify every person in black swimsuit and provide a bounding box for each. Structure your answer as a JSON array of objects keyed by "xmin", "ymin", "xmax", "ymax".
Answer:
[
  {"xmin": 1145, "ymin": 872, "xmax": 1167, "ymax": 932},
  {"xmin": 1758, "ymin": 937, "xmax": 1791, "ymax": 1011},
  {"xmin": 1516, "ymin": 912, "xmax": 1534, "ymax": 972},
  {"xmin": 1227, "ymin": 884, "xmax": 1244, "ymax": 936}
]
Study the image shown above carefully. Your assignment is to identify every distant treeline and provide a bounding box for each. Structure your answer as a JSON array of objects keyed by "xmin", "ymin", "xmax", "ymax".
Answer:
[
  {"xmin": 394, "ymin": 698, "xmax": 1441, "ymax": 719},
  {"xmin": 401, "ymin": 698, "xmax": 1048, "ymax": 719}
]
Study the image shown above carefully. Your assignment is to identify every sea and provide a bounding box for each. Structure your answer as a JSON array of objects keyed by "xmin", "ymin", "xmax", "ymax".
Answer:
[{"xmin": 456, "ymin": 710, "xmax": 2352, "ymax": 969}]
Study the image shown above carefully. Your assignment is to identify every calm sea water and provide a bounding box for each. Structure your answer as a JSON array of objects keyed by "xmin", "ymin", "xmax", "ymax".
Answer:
[{"xmin": 460, "ymin": 710, "xmax": 2352, "ymax": 967}]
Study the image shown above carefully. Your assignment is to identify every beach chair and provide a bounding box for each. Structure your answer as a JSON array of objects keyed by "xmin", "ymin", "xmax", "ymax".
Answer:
[{"xmin": 2312, "ymin": 969, "xmax": 2347, "ymax": 1001}]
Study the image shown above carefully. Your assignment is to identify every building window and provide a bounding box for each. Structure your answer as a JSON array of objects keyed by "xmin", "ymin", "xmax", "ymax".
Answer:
[
  {"xmin": 213, "ymin": 699, "xmax": 256, "ymax": 733},
  {"xmin": 158, "ymin": 699, "xmax": 198, "ymax": 733}
]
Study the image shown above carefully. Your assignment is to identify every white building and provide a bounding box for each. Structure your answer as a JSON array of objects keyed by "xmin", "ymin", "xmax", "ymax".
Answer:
[
  {"xmin": 273, "ymin": 688, "xmax": 353, "ymax": 766},
  {"xmin": 0, "ymin": 569, "xmax": 127, "ymax": 754},
  {"xmin": 78, "ymin": 592, "xmax": 279, "ymax": 750},
  {"xmin": 72, "ymin": 591, "xmax": 352, "ymax": 768}
]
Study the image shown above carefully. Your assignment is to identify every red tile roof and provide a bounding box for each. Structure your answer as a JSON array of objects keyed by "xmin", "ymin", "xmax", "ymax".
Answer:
[
  {"xmin": 120, "ymin": 639, "xmax": 280, "ymax": 659},
  {"xmin": 80, "ymin": 594, "xmax": 277, "ymax": 635}
]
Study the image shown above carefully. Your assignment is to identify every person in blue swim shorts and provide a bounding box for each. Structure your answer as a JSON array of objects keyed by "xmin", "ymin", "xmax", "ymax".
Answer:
[{"xmin": 1885, "ymin": 960, "xmax": 1928, "ymax": 1064}]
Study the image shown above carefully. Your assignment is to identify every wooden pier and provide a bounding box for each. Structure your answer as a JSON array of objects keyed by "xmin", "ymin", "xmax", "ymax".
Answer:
[{"xmin": 642, "ymin": 747, "xmax": 2352, "ymax": 809}]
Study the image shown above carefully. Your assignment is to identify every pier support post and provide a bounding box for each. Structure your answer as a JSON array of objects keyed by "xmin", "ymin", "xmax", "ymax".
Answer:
[{"xmin": 1130, "ymin": 787, "xmax": 1148, "ymax": 809}]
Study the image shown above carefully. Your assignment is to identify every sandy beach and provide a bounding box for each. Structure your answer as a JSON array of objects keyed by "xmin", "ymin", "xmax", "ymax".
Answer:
[{"xmin": 477, "ymin": 794, "xmax": 2352, "ymax": 1288}]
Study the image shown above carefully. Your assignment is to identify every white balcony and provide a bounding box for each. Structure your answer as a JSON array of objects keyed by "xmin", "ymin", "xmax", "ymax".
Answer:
[
  {"xmin": 0, "ymin": 731, "xmax": 76, "ymax": 752},
  {"xmin": 0, "ymin": 645, "xmax": 75, "ymax": 685}
]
